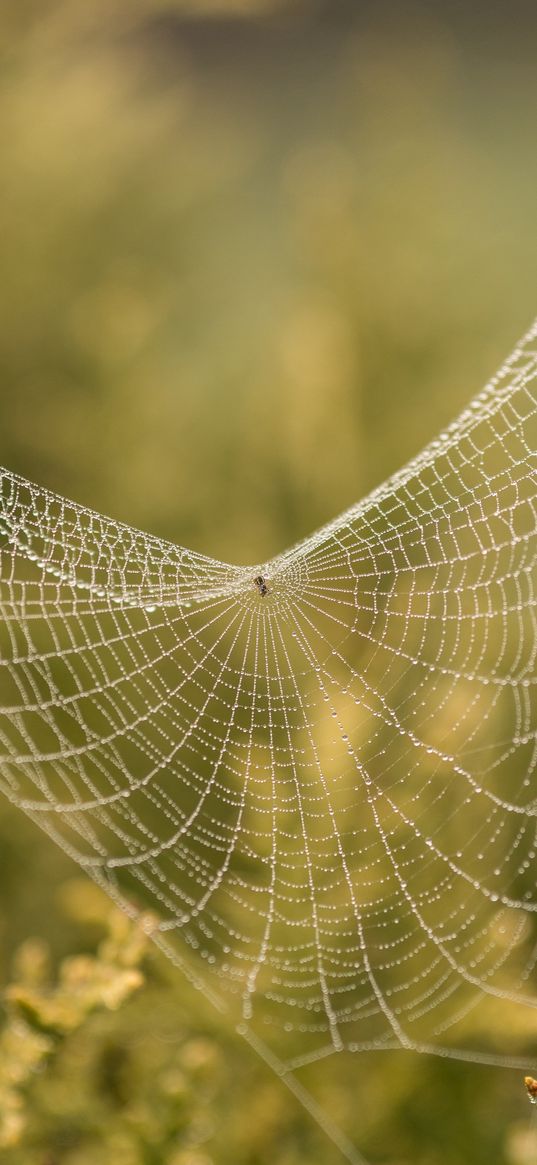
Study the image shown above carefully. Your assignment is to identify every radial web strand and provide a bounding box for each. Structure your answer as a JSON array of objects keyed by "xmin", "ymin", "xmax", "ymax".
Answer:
[{"xmin": 1, "ymin": 320, "xmax": 537, "ymax": 1161}]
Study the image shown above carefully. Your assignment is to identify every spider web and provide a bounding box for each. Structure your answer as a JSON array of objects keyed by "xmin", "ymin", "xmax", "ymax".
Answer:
[{"xmin": 2, "ymin": 321, "xmax": 537, "ymax": 1162}]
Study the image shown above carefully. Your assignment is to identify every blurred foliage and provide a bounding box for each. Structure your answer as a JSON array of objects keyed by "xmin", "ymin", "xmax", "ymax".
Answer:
[
  {"xmin": 1, "ymin": 879, "xmax": 537, "ymax": 1165},
  {"xmin": 0, "ymin": 890, "xmax": 149, "ymax": 1155},
  {"xmin": 1, "ymin": 0, "xmax": 537, "ymax": 1162},
  {"xmin": 1, "ymin": 0, "xmax": 537, "ymax": 564},
  {"xmin": 0, "ymin": 884, "xmax": 227, "ymax": 1165}
]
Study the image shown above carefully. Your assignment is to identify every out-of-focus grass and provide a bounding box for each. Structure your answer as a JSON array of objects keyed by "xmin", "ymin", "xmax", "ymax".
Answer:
[
  {"xmin": 1, "ymin": 0, "xmax": 536, "ymax": 564},
  {"xmin": 1, "ymin": 2, "xmax": 537, "ymax": 1163}
]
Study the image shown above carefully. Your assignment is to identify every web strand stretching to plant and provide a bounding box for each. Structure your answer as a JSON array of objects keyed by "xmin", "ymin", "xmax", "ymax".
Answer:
[{"xmin": 1, "ymin": 321, "xmax": 537, "ymax": 1163}]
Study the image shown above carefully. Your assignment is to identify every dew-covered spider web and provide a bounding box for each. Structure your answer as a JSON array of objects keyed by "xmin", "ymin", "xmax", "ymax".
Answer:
[{"xmin": 2, "ymin": 321, "xmax": 537, "ymax": 1162}]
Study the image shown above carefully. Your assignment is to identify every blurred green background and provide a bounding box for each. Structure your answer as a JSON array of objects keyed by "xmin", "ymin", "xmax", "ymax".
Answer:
[{"xmin": 1, "ymin": 1, "xmax": 537, "ymax": 1162}]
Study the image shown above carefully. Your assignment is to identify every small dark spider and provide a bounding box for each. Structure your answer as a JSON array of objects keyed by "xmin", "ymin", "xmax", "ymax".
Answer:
[{"xmin": 253, "ymin": 575, "xmax": 269, "ymax": 597}]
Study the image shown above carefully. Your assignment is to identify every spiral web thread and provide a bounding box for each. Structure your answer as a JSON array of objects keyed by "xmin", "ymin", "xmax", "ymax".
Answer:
[{"xmin": 1, "ymin": 321, "xmax": 537, "ymax": 1162}]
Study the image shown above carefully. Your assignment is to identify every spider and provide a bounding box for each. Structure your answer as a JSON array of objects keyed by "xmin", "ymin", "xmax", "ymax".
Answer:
[
  {"xmin": 524, "ymin": 1076, "xmax": 537, "ymax": 1104},
  {"xmin": 253, "ymin": 575, "xmax": 269, "ymax": 597}
]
